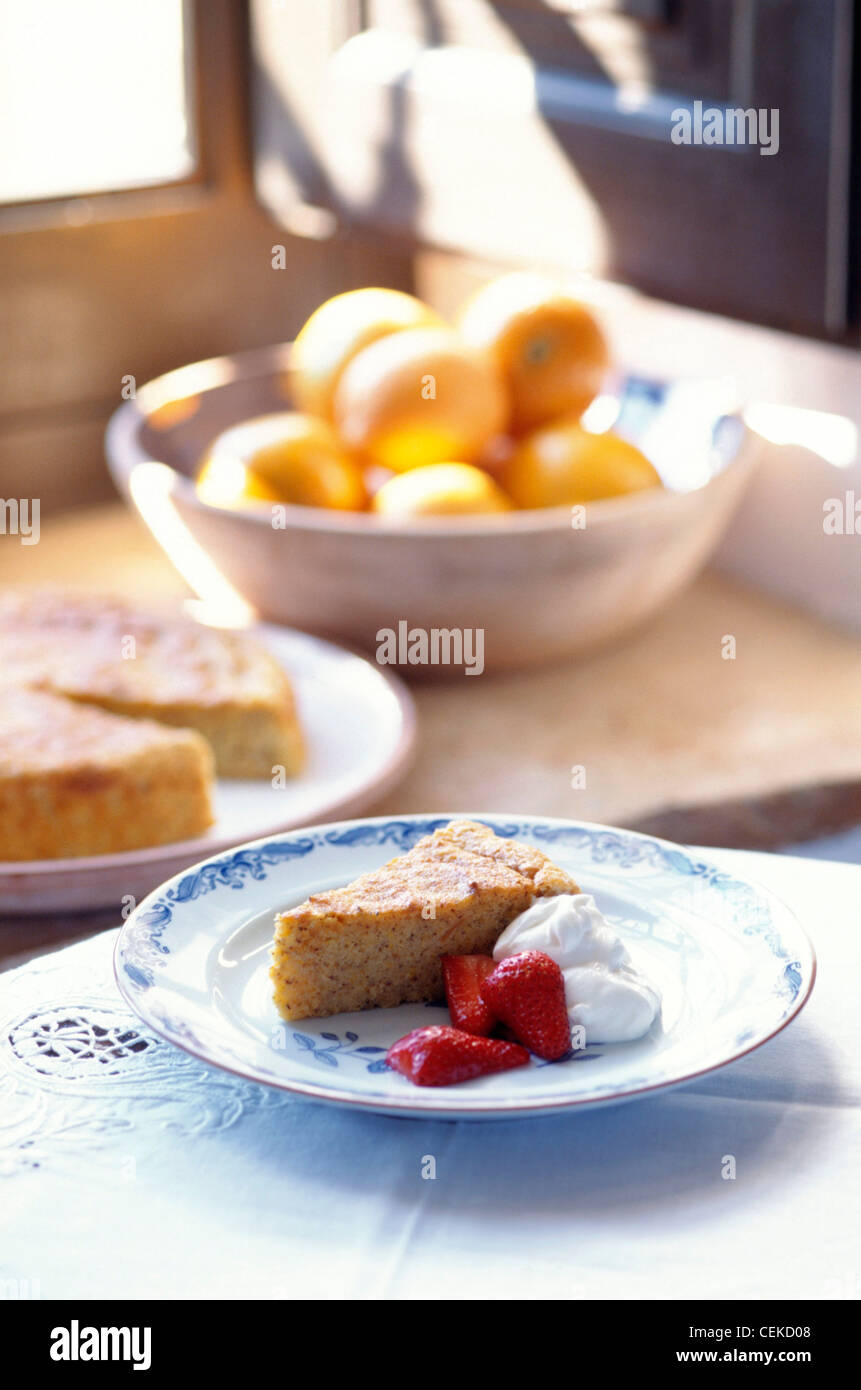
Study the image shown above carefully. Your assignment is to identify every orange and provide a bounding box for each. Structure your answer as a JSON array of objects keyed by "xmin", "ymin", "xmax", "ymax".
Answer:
[
  {"xmin": 333, "ymin": 328, "xmax": 508, "ymax": 471},
  {"xmin": 362, "ymin": 463, "xmax": 397, "ymax": 499},
  {"xmin": 503, "ymin": 421, "xmax": 661, "ymax": 508},
  {"xmin": 290, "ymin": 287, "xmax": 445, "ymax": 421},
  {"xmin": 372, "ymin": 463, "xmax": 512, "ymax": 518},
  {"xmin": 196, "ymin": 457, "xmax": 279, "ymax": 511},
  {"xmin": 457, "ymin": 273, "xmax": 610, "ymax": 434},
  {"xmin": 198, "ymin": 413, "xmax": 366, "ymax": 511}
]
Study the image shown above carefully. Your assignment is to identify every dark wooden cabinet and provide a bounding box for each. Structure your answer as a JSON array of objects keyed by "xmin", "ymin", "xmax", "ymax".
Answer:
[{"xmin": 251, "ymin": 0, "xmax": 857, "ymax": 340}]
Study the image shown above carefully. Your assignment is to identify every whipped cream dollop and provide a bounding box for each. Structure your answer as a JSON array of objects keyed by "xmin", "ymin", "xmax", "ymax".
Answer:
[{"xmin": 493, "ymin": 894, "xmax": 661, "ymax": 1043}]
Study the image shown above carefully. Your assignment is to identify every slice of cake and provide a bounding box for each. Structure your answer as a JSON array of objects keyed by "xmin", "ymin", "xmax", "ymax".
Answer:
[
  {"xmin": 0, "ymin": 588, "xmax": 303, "ymax": 779},
  {"xmin": 0, "ymin": 687, "xmax": 214, "ymax": 860},
  {"xmin": 271, "ymin": 819, "xmax": 578, "ymax": 1020}
]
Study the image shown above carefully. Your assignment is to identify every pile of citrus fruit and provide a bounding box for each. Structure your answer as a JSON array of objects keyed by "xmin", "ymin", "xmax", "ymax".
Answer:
[{"xmin": 196, "ymin": 274, "xmax": 661, "ymax": 519}]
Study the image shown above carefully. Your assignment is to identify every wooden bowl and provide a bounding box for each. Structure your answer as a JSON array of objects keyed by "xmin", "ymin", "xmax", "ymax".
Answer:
[{"xmin": 105, "ymin": 344, "xmax": 756, "ymax": 675}]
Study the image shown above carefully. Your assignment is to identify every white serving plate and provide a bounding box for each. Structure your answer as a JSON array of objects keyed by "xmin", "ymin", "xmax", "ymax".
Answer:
[
  {"xmin": 115, "ymin": 813, "xmax": 815, "ymax": 1121},
  {"xmin": 0, "ymin": 627, "xmax": 415, "ymax": 914}
]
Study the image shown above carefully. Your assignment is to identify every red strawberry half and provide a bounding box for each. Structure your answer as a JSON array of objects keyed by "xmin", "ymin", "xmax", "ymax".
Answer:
[
  {"xmin": 442, "ymin": 954, "xmax": 498, "ymax": 1035},
  {"xmin": 386, "ymin": 1025, "xmax": 529, "ymax": 1087},
  {"xmin": 481, "ymin": 950, "xmax": 571, "ymax": 1061}
]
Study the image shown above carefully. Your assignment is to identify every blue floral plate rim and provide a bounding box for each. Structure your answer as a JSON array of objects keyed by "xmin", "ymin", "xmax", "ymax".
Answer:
[{"xmin": 114, "ymin": 813, "xmax": 817, "ymax": 1120}]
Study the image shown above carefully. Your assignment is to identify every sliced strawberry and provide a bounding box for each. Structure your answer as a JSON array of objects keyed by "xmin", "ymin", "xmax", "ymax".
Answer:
[
  {"xmin": 441, "ymin": 953, "xmax": 498, "ymax": 1035},
  {"xmin": 386, "ymin": 1025, "xmax": 529, "ymax": 1087},
  {"xmin": 481, "ymin": 950, "xmax": 571, "ymax": 1061}
]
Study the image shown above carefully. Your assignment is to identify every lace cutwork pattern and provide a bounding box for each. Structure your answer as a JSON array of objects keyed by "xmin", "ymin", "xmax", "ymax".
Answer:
[{"xmin": 0, "ymin": 930, "xmax": 290, "ymax": 1177}]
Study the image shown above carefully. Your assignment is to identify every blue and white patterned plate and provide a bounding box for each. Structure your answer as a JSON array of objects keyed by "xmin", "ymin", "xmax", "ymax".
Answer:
[{"xmin": 115, "ymin": 814, "xmax": 815, "ymax": 1120}]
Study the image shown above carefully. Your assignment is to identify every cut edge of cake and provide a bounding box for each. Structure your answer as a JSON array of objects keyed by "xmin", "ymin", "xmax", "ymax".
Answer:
[
  {"xmin": 0, "ymin": 687, "xmax": 215, "ymax": 861},
  {"xmin": 0, "ymin": 587, "xmax": 304, "ymax": 780},
  {"xmin": 61, "ymin": 688, "xmax": 305, "ymax": 781},
  {"xmin": 271, "ymin": 819, "xmax": 578, "ymax": 1021}
]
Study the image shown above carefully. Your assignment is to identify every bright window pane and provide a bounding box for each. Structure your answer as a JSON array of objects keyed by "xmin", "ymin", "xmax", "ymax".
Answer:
[{"xmin": 0, "ymin": 0, "xmax": 194, "ymax": 203}]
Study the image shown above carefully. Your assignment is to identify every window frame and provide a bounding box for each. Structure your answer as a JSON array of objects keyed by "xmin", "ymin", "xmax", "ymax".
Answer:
[
  {"xmin": 0, "ymin": 0, "xmax": 416, "ymax": 512},
  {"xmin": 250, "ymin": 0, "xmax": 858, "ymax": 344}
]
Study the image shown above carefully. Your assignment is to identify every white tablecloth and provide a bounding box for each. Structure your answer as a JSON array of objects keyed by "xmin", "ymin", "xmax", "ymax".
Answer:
[{"xmin": 1, "ymin": 848, "xmax": 858, "ymax": 1302}]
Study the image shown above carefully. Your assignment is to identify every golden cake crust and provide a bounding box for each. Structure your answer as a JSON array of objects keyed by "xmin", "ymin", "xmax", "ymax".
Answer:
[
  {"xmin": 0, "ymin": 687, "xmax": 214, "ymax": 860},
  {"xmin": 0, "ymin": 588, "xmax": 303, "ymax": 778},
  {"xmin": 412, "ymin": 818, "xmax": 575, "ymax": 896},
  {"xmin": 271, "ymin": 819, "xmax": 578, "ymax": 1020}
]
